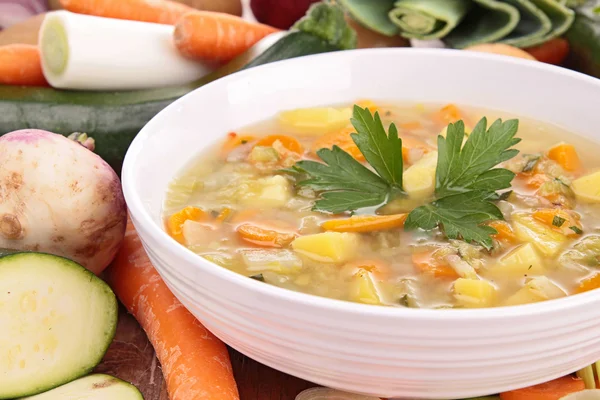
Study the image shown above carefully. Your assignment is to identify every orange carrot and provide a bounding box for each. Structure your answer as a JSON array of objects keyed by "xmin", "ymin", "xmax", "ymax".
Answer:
[
  {"xmin": 488, "ymin": 220, "xmax": 518, "ymax": 243},
  {"xmin": 577, "ymin": 273, "xmax": 600, "ymax": 294},
  {"xmin": 500, "ymin": 376, "xmax": 585, "ymax": 400},
  {"xmin": 216, "ymin": 207, "xmax": 233, "ymax": 222},
  {"xmin": 105, "ymin": 217, "xmax": 240, "ymax": 400},
  {"xmin": 436, "ymin": 104, "xmax": 463, "ymax": 125},
  {"xmin": 525, "ymin": 173, "xmax": 551, "ymax": 189},
  {"xmin": 547, "ymin": 143, "xmax": 581, "ymax": 172},
  {"xmin": 0, "ymin": 44, "xmax": 48, "ymax": 87},
  {"xmin": 525, "ymin": 38, "xmax": 570, "ymax": 66},
  {"xmin": 221, "ymin": 132, "xmax": 255, "ymax": 158},
  {"xmin": 59, "ymin": 0, "xmax": 194, "ymax": 24},
  {"xmin": 412, "ymin": 250, "xmax": 459, "ymax": 279},
  {"xmin": 236, "ymin": 223, "xmax": 296, "ymax": 247},
  {"xmin": 400, "ymin": 121, "xmax": 423, "ymax": 130},
  {"xmin": 166, "ymin": 206, "xmax": 209, "ymax": 243},
  {"xmin": 533, "ymin": 208, "xmax": 582, "ymax": 237},
  {"xmin": 173, "ymin": 11, "xmax": 279, "ymax": 63},
  {"xmin": 311, "ymin": 126, "xmax": 365, "ymax": 162},
  {"xmin": 322, "ymin": 214, "xmax": 407, "ymax": 233},
  {"xmin": 355, "ymin": 99, "xmax": 380, "ymax": 113},
  {"xmin": 255, "ymin": 135, "xmax": 304, "ymax": 154}
]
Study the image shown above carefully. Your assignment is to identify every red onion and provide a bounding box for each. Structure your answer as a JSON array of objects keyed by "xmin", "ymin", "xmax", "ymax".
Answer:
[{"xmin": 0, "ymin": 0, "xmax": 48, "ymax": 30}]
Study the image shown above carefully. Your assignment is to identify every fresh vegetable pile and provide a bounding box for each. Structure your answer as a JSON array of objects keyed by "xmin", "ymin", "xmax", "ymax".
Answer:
[{"xmin": 0, "ymin": 0, "xmax": 358, "ymax": 172}]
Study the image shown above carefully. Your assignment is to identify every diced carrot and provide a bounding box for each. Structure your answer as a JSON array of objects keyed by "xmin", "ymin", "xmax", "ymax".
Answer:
[
  {"xmin": 255, "ymin": 135, "xmax": 304, "ymax": 154},
  {"xmin": 166, "ymin": 206, "xmax": 208, "ymax": 243},
  {"xmin": 547, "ymin": 143, "xmax": 581, "ymax": 172},
  {"xmin": 322, "ymin": 214, "xmax": 407, "ymax": 233},
  {"xmin": 525, "ymin": 173, "xmax": 551, "ymax": 189},
  {"xmin": 356, "ymin": 99, "xmax": 380, "ymax": 113},
  {"xmin": 533, "ymin": 208, "xmax": 582, "ymax": 237},
  {"xmin": 488, "ymin": 220, "xmax": 518, "ymax": 243},
  {"xmin": 221, "ymin": 132, "xmax": 255, "ymax": 158},
  {"xmin": 173, "ymin": 11, "xmax": 280, "ymax": 63},
  {"xmin": 436, "ymin": 104, "xmax": 463, "ymax": 125},
  {"xmin": 577, "ymin": 273, "xmax": 600, "ymax": 294},
  {"xmin": 236, "ymin": 223, "xmax": 296, "ymax": 248},
  {"xmin": 105, "ymin": 217, "xmax": 240, "ymax": 400},
  {"xmin": 0, "ymin": 44, "xmax": 48, "ymax": 87},
  {"xmin": 412, "ymin": 250, "xmax": 459, "ymax": 279},
  {"xmin": 60, "ymin": 0, "xmax": 194, "ymax": 25},
  {"xmin": 525, "ymin": 38, "xmax": 570, "ymax": 66},
  {"xmin": 311, "ymin": 126, "xmax": 365, "ymax": 162},
  {"xmin": 400, "ymin": 121, "xmax": 423, "ymax": 130},
  {"xmin": 500, "ymin": 376, "xmax": 585, "ymax": 400},
  {"xmin": 216, "ymin": 207, "xmax": 233, "ymax": 222},
  {"xmin": 345, "ymin": 258, "xmax": 390, "ymax": 279}
]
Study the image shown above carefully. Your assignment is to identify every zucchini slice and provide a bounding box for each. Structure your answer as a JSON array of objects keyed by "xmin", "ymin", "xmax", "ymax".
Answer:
[
  {"xmin": 0, "ymin": 253, "xmax": 118, "ymax": 399},
  {"xmin": 18, "ymin": 374, "xmax": 143, "ymax": 400}
]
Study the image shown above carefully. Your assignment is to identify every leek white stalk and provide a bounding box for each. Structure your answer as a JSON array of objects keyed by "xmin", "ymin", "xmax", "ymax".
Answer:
[{"xmin": 38, "ymin": 10, "xmax": 214, "ymax": 90}]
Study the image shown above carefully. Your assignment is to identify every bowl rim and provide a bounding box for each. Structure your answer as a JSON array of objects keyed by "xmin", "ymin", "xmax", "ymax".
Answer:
[{"xmin": 122, "ymin": 47, "xmax": 600, "ymax": 321}]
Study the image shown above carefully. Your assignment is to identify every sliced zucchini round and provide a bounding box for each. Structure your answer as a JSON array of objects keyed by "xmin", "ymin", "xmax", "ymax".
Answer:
[
  {"xmin": 0, "ymin": 253, "xmax": 118, "ymax": 399},
  {"xmin": 18, "ymin": 374, "xmax": 143, "ymax": 400}
]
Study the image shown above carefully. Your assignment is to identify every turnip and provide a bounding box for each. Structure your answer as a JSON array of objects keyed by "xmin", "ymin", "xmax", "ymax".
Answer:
[{"xmin": 0, "ymin": 129, "xmax": 126, "ymax": 275}]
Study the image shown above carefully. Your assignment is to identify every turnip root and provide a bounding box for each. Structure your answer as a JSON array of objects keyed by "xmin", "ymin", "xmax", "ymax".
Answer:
[{"xmin": 0, "ymin": 129, "xmax": 126, "ymax": 275}]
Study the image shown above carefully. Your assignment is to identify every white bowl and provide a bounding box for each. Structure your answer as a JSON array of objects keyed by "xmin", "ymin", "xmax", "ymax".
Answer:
[{"xmin": 122, "ymin": 48, "xmax": 600, "ymax": 399}]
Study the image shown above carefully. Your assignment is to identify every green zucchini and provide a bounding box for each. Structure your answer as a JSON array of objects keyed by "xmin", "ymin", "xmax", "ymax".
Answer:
[
  {"xmin": 0, "ymin": 252, "xmax": 118, "ymax": 399},
  {"xmin": 0, "ymin": 2, "xmax": 357, "ymax": 174},
  {"xmin": 18, "ymin": 374, "xmax": 143, "ymax": 400}
]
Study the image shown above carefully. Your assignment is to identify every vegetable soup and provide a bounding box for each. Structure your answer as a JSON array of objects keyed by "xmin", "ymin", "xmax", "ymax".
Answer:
[{"xmin": 163, "ymin": 101, "xmax": 600, "ymax": 309}]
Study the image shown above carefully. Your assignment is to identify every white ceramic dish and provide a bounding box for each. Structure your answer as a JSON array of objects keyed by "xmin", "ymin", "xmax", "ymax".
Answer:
[{"xmin": 121, "ymin": 48, "xmax": 600, "ymax": 399}]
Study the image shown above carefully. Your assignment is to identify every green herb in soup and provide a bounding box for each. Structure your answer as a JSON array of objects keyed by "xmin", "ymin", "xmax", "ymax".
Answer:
[{"xmin": 163, "ymin": 101, "xmax": 600, "ymax": 309}]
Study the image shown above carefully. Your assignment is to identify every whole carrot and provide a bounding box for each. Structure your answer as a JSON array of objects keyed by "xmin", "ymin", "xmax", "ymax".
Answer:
[
  {"xmin": 59, "ymin": 0, "xmax": 195, "ymax": 25},
  {"xmin": 0, "ymin": 44, "xmax": 48, "ymax": 87},
  {"xmin": 500, "ymin": 375, "xmax": 585, "ymax": 400},
  {"xmin": 174, "ymin": 11, "xmax": 279, "ymax": 63},
  {"xmin": 105, "ymin": 217, "xmax": 240, "ymax": 400}
]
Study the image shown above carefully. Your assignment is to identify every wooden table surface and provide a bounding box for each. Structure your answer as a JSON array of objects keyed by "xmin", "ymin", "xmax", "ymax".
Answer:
[{"xmin": 94, "ymin": 306, "xmax": 315, "ymax": 400}]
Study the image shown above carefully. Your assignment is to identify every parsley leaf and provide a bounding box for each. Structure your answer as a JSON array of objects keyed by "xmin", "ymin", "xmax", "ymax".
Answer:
[
  {"xmin": 293, "ymin": 105, "xmax": 403, "ymax": 213},
  {"xmin": 404, "ymin": 117, "xmax": 520, "ymax": 249},
  {"xmin": 435, "ymin": 118, "xmax": 520, "ymax": 197},
  {"xmin": 405, "ymin": 191, "xmax": 503, "ymax": 249}
]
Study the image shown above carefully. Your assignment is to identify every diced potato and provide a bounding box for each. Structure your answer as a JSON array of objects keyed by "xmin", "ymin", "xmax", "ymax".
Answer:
[
  {"xmin": 240, "ymin": 175, "xmax": 291, "ymax": 208},
  {"xmin": 248, "ymin": 146, "xmax": 279, "ymax": 164},
  {"xmin": 239, "ymin": 249, "xmax": 303, "ymax": 273},
  {"xmin": 403, "ymin": 151, "xmax": 438, "ymax": 199},
  {"xmin": 278, "ymin": 107, "xmax": 352, "ymax": 135},
  {"xmin": 572, "ymin": 170, "xmax": 600, "ymax": 203},
  {"xmin": 291, "ymin": 232, "xmax": 360, "ymax": 263},
  {"xmin": 512, "ymin": 213, "xmax": 568, "ymax": 257},
  {"xmin": 487, "ymin": 243, "xmax": 544, "ymax": 278},
  {"xmin": 350, "ymin": 269, "xmax": 381, "ymax": 305},
  {"xmin": 503, "ymin": 276, "xmax": 566, "ymax": 306},
  {"xmin": 453, "ymin": 278, "xmax": 497, "ymax": 308},
  {"xmin": 182, "ymin": 220, "xmax": 214, "ymax": 246},
  {"xmin": 445, "ymin": 254, "xmax": 478, "ymax": 279}
]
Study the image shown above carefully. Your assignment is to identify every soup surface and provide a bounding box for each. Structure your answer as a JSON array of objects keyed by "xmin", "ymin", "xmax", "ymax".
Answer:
[{"xmin": 163, "ymin": 101, "xmax": 600, "ymax": 309}]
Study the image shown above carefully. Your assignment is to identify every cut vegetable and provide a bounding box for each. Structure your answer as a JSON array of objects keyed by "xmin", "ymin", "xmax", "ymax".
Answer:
[
  {"xmin": 547, "ymin": 143, "xmax": 581, "ymax": 172},
  {"xmin": 321, "ymin": 214, "xmax": 407, "ymax": 233},
  {"xmin": 278, "ymin": 107, "xmax": 352, "ymax": 135},
  {"xmin": 350, "ymin": 269, "xmax": 382, "ymax": 305},
  {"xmin": 488, "ymin": 243, "xmax": 544, "ymax": 278},
  {"xmin": 403, "ymin": 150, "xmax": 438, "ymax": 199},
  {"xmin": 0, "ymin": 252, "xmax": 118, "ymax": 399},
  {"xmin": 512, "ymin": 212, "xmax": 568, "ymax": 257},
  {"xmin": 295, "ymin": 387, "xmax": 381, "ymax": 400},
  {"xmin": 18, "ymin": 374, "xmax": 143, "ymax": 399},
  {"xmin": 572, "ymin": 170, "xmax": 600, "ymax": 203},
  {"xmin": 500, "ymin": 375, "xmax": 585, "ymax": 400},
  {"xmin": 291, "ymin": 232, "xmax": 359, "ymax": 263},
  {"xmin": 504, "ymin": 276, "xmax": 566, "ymax": 306},
  {"xmin": 453, "ymin": 278, "xmax": 497, "ymax": 308},
  {"xmin": 39, "ymin": 11, "xmax": 213, "ymax": 90}
]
